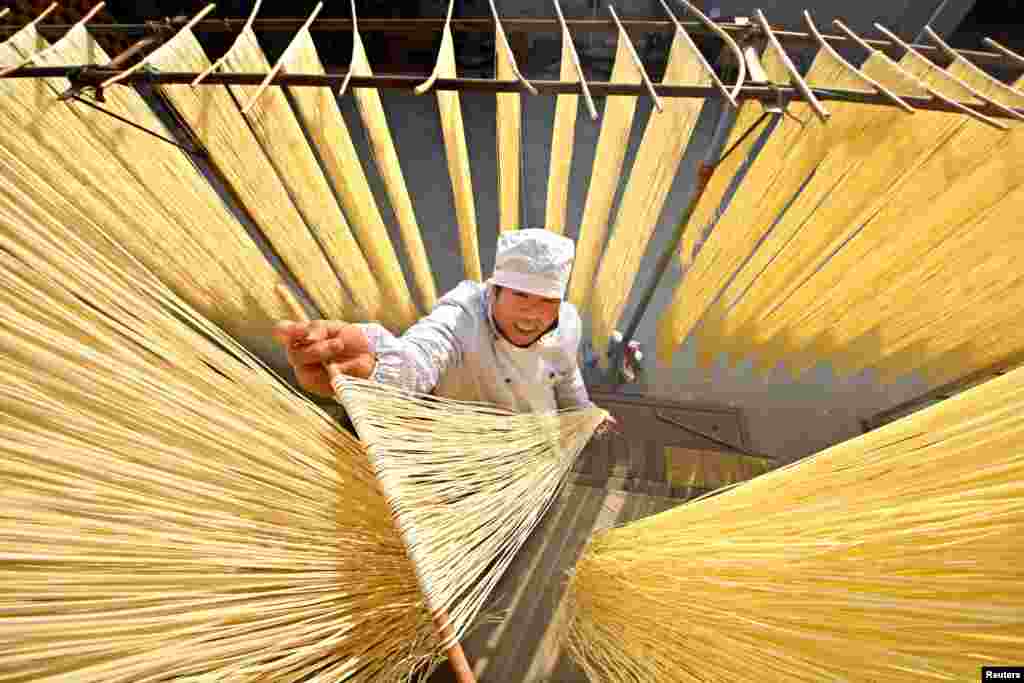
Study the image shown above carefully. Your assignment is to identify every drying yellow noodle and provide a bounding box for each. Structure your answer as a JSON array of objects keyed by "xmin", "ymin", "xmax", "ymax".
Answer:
[
  {"xmin": 663, "ymin": 48, "xmax": 790, "ymax": 368},
  {"xmin": 588, "ymin": 26, "xmax": 707, "ymax": 361},
  {"xmin": 563, "ymin": 363, "xmax": 1024, "ymax": 682},
  {"xmin": 799, "ymin": 76, "xmax": 1024, "ymax": 371},
  {"xmin": 678, "ymin": 98, "xmax": 763, "ymax": 268},
  {"xmin": 0, "ymin": 188, "xmax": 442, "ymax": 682},
  {"xmin": 1, "ymin": 175, "xmax": 609, "ymax": 679},
  {"xmin": 142, "ymin": 28, "xmax": 350, "ymax": 320},
  {"xmin": 347, "ymin": 18, "xmax": 437, "ymax": 313},
  {"xmin": 916, "ymin": 326, "xmax": 1024, "ymax": 389},
  {"xmin": 495, "ymin": 13, "xmax": 521, "ymax": 233},
  {"xmin": 417, "ymin": 5, "xmax": 482, "ymax": 282},
  {"xmin": 770, "ymin": 80, "xmax": 1017, "ymax": 374},
  {"xmin": 732, "ymin": 55, "xmax": 995, "ymax": 375},
  {"xmin": 544, "ymin": 26, "xmax": 580, "ymax": 236},
  {"xmin": 859, "ymin": 253, "xmax": 1024, "ymax": 384},
  {"xmin": 281, "ymin": 25, "xmax": 421, "ymax": 330},
  {"xmin": 654, "ymin": 49, "xmax": 836, "ymax": 366},
  {"xmin": 688, "ymin": 50, "xmax": 911, "ymax": 372},
  {"xmin": 219, "ymin": 25, "xmax": 393, "ymax": 326},
  {"xmin": 0, "ymin": 32, "xmax": 288, "ymax": 347},
  {"xmin": 764, "ymin": 70, "xmax": 1024, "ymax": 378},
  {"xmin": 832, "ymin": 188, "xmax": 1024, "ymax": 379},
  {"xmin": 2, "ymin": 24, "xmax": 293, "ymax": 341},
  {"xmin": 565, "ymin": 29, "xmax": 642, "ymax": 315}
]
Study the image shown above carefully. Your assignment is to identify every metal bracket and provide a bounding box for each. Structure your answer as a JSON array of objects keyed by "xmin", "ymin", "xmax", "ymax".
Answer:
[
  {"xmin": 57, "ymin": 65, "xmax": 207, "ymax": 159},
  {"xmin": 58, "ymin": 66, "xmax": 106, "ymax": 102}
]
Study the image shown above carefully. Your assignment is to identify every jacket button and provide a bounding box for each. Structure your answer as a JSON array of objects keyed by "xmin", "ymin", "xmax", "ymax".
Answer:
[
  {"xmin": 549, "ymin": 372, "xmax": 555, "ymax": 379},
  {"xmin": 505, "ymin": 378, "xmax": 512, "ymax": 383}
]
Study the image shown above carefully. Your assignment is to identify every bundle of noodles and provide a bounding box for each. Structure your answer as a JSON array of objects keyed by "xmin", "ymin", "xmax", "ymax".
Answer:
[
  {"xmin": 0, "ymin": 160, "xmax": 434, "ymax": 682},
  {"xmin": 333, "ymin": 377, "xmax": 608, "ymax": 649},
  {"xmin": 0, "ymin": 21, "xmax": 300, "ymax": 350},
  {"xmin": 0, "ymin": 173, "xmax": 607, "ymax": 680},
  {"xmin": 561, "ymin": 365, "xmax": 1024, "ymax": 682}
]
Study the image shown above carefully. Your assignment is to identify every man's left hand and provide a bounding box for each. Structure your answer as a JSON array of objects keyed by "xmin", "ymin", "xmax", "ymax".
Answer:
[{"xmin": 595, "ymin": 414, "xmax": 620, "ymax": 439}]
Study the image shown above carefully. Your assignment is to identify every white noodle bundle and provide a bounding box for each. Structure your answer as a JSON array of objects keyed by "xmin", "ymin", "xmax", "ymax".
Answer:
[{"xmin": 333, "ymin": 376, "xmax": 608, "ymax": 648}]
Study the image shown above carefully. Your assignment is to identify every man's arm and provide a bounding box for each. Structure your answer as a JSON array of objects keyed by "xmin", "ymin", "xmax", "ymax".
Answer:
[
  {"xmin": 554, "ymin": 364, "xmax": 593, "ymax": 411},
  {"xmin": 354, "ymin": 298, "xmax": 471, "ymax": 395}
]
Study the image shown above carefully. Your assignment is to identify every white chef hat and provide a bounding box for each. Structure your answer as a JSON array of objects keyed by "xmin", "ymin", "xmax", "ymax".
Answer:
[{"xmin": 488, "ymin": 228, "xmax": 575, "ymax": 299}]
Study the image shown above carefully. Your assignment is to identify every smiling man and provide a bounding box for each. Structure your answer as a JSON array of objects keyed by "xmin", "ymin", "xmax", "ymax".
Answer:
[{"xmin": 274, "ymin": 229, "xmax": 610, "ymax": 420}]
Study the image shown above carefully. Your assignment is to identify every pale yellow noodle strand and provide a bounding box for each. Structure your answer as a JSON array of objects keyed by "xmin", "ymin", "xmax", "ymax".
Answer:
[
  {"xmin": 563, "ymin": 366, "xmax": 1024, "ymax": 682},
  {"xmin": 693, "ymin": 51, "xmax": 920, "ymax": 371},
  {"xmin": 348, "ymin": 19, "xmax": 438, "ymax": 313},
  {"xmin": 220, "ymin": 26, "xmax": 387, "ymax": 325},
  {"xmin": 332, "ymin": 375, "xmax": 607, "ymax": 649},
  {"xmin": 419, "ymin": 9, "xmax": 483, "ymax": 282},
  {"xmin": 281, "ymin": 26, "xmax": 421, "ymax": 330},
  {"xmin": 142, "ymin": 28, "xmax": 351, "ymax": 320},
  {"xmin": 748, "ymin": 62, "xmax": 1022, "ymax": 377},
  {"xmin": 773, "ymin": 70, "xmax": 1024, "ymax": 378},
  {"xmin": 0, "ymin": 192, "xmax": 447, "ymax": 682},
  {"xmin": 544, "ymin": 25, "xmax": 580, "ymax": 236},
  {"xmin": 589, "ymin": 25, "xmax": 708, "ymax": 361},
  {"xmin": 495, "ymin": 13, "xmax": 521, "ymax": 233},
  {"xmin": 654, "ymin": 49, "xmax": 840, "ymax": 366},
  {"xmin": 565, "ymin": 29, "xmax": 642, "ymax": 316},
  {"xmin": 2, "ymin": 23, "xmax": 290, "ymax": 339}
]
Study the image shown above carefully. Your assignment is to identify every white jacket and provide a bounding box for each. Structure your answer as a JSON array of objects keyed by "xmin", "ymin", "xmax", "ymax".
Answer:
[{"xmin": 357, "ymin": 281, "xmax": 592, "ymax": 414}]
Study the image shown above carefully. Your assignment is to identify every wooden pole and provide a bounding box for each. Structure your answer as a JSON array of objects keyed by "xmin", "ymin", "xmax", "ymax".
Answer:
[{"xmin": 275, "ymin": 284, "xmax": 477, "ymax": 683}]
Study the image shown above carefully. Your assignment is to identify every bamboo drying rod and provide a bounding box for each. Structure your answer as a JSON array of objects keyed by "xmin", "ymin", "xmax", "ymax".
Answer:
[{"xmin": 275, "ymin": 284, "xmax": 477, "ymax": 683}]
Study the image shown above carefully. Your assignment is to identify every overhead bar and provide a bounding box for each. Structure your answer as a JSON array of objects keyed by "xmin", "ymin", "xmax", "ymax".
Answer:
[
  {"xmin": 3, "ymin": 17, "xmax": 1020, "ymax": 71},
  {"xmin": 6, "ymin": 67, "xmax": 1024, "ymax": 119}
]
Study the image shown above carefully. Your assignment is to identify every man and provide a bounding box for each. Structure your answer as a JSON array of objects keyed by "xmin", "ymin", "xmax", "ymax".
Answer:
[{"xmin": 274, "ymin": 229, "xmax": 615, "ymax": 428}]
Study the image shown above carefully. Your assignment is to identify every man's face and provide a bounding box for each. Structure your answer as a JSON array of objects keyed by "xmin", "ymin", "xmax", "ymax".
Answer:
[{"xmin": 493, "ymin": 287, "xmax": 561, "ymax": 347}]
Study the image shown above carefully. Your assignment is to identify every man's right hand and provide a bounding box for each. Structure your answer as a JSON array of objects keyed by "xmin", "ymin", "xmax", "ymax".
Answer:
[{"xmin": 272, "ymin": 320, "xmax": 376, "ymax": 398}]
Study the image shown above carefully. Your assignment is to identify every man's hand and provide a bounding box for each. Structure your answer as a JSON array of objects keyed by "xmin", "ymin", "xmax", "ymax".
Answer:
[
  {"xmin": 595, "ymin": 414, "xmax": 620, "ymax": 439},
  {"xmin": 272, "ymin": 320, "xmax": 375, "ymax": 398}
]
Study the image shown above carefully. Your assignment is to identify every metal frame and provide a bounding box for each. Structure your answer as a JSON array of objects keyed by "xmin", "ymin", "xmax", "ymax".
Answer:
[{"xmin": 4, "ymin": 67, "xmax": 1023, "ymax": 119}]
